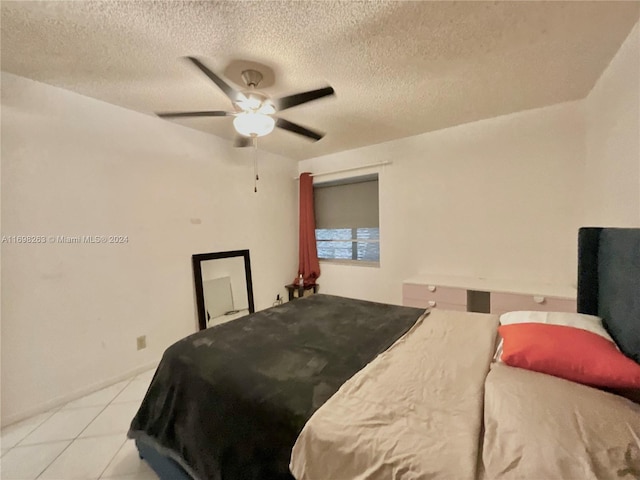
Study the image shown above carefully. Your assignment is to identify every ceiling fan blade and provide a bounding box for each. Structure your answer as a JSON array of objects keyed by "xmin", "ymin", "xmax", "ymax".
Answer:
[
  {"xmin": 273, "ymin": 86, "xmax": 335, "ymax": 111},
  {"xmin": 234, "ymin": 135, "xmax": 253, "ymax": 148},
  {"xmin": 156, "ymin": 110, "xmax": 231, "ymax": 118},
  {"xmin": 185, "ymin": 56, "xmax": 240, "ymax": 101},
  {"xmin": 275, "ymin": 118, "xmax": 324, "ymax": 141}
]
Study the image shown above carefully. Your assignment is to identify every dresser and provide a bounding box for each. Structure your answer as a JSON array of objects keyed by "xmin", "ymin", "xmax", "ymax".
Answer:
[{"xmin": 402, "ymin": 275, "xmax": 576, "ymax": 314}]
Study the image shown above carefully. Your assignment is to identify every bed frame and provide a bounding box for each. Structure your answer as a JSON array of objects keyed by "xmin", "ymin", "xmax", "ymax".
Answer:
[
  {"xmin": 136, "ymin": 437, "xmax": 192, "ymax": 479},
  {"xmin": 137, "ymin": 227, "xmax": 640, "ymax": 480}
]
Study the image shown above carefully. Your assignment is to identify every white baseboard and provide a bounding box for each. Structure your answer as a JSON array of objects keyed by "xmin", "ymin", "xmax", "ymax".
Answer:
[{"xmin": 1, "ymin": 358, "xmax": 161, "ymax": 428}]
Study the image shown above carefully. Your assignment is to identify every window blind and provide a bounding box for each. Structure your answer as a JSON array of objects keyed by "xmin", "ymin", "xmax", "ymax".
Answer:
[{"xmin": 314, "ymin": 175, "xmax": 379, "ymax": 229}]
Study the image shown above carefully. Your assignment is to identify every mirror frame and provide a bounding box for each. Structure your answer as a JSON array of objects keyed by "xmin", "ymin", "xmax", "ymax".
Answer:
[{"xmin": 192, "ymin": 249, "xmax": 255, "ymax": 330}]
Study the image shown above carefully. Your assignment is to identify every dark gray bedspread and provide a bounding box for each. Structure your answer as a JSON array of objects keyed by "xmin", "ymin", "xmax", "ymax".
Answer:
[{"xmin": 128, "ymin": 294, "xmax": 424, "ymax": 480}]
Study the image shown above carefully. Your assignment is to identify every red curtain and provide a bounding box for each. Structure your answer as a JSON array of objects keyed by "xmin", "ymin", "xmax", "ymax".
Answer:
[{"xmin": 296, "ymin": 172, "xmax": 320, "ymax": 286}]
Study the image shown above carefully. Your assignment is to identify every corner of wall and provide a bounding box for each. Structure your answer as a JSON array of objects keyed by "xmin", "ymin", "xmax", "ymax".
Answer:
[{"xmin": 583, "ymin": 21, "xmax": 640, "ymax": 227}]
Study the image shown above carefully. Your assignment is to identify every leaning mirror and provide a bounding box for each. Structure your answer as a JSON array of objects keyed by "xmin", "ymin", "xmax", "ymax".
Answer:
[{"xmin": 192, "ymin": 250, "xmax": 255, "ymax": 330}]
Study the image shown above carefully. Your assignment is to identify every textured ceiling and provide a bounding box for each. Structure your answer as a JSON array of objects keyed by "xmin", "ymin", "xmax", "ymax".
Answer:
[{"xmin": 2, "ymin": 1, "xmax": 639, "ymax": 161}]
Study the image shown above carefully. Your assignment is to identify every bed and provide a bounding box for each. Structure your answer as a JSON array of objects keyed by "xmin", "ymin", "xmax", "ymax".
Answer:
[
  {"xmin": 129, "ymin": 227, "xmax": 640, "ymax": 479},
  {"xmin": 128, "ymin": 294, "xmax": 425, "ymax": 479}
]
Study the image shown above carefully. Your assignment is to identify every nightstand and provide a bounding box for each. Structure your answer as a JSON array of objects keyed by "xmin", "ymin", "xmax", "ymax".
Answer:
[{"xmin": 285, "ymin": 283, "xmax": 319, "ymax": 301}]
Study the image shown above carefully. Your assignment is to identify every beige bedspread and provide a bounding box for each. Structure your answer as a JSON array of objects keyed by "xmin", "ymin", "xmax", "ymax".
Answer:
[
  {"xmin": 482, "ymin": 363, "xmax": 640, "ymax": 480},
  {"xmin": 290, "ymin": 309, "xmax": 500, "ymax": 480}
]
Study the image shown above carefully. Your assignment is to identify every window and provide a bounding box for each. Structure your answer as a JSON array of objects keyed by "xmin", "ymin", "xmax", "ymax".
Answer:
[{"xmin": 314, "ymin": 174, "xmax": 379, "ymax": 265}]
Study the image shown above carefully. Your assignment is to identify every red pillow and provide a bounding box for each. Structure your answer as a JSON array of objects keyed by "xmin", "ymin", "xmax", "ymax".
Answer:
[{"xmin": 498, "ymin": 323, "xmax": 640, "ymax": 389}]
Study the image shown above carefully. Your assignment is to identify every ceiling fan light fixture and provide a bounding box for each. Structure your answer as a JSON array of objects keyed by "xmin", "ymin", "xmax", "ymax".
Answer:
[{"xmin": 233, "ymin": 112, "xmax": 275, "ymax": 137}]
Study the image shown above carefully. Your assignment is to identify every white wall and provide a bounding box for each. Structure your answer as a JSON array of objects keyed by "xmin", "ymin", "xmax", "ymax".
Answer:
[
  {"xmin": 1, "ymin": 73, "xmax": 298, "ymax": 425},
  {"xmin": 300, "ymin": 101, "xmax": 585, "ymax": 305},
  {"xmin": 584, "ymin": 21, "xmax": 640, "ymax": 226}
]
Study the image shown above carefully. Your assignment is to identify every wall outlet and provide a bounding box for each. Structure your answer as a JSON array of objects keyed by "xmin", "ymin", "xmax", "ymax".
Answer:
[
  {"xmin": 273, "ymin": 293, "xmax": 283, "ymax": 307},
  {"xmin": 136, "ymin": 335, "xmax": 147, "ymax": 350}
]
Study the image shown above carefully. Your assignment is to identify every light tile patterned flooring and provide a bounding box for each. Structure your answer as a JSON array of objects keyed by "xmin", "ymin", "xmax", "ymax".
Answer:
[{"xmin": 1, "ymin": 368, "xmax": 159, "ymax": 480}]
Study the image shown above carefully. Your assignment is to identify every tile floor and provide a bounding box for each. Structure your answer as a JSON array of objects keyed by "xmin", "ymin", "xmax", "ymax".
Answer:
[{"xmin": 1, "ymin": 368, "xmax": 159, "ymax": 480}]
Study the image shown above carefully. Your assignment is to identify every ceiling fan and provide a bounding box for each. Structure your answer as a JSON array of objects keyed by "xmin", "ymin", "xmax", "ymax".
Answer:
[{"xmin": 157, "ymin": 57, "xmax": 335, "ymax": 147}]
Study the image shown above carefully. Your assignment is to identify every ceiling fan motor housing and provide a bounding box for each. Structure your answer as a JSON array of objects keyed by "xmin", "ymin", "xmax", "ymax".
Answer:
[{"xmin": 233, "ymin": 90, "xmax": 273, "ymax": 113}]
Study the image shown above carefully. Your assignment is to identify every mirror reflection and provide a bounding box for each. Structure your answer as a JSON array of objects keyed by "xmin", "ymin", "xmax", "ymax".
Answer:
[{"xmin": 192, "ymin": 250, "xmax": 254, "ymax": 330}]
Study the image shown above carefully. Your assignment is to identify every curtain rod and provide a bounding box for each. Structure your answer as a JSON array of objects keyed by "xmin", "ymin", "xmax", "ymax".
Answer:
[{"xmin": 294, "ymin": 161, "xmax": 392, "ymax": 180}]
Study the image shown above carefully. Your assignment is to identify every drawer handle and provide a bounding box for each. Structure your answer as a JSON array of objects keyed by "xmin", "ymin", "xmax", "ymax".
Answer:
[
  {"xmin": 533, "ymin": 296, "xmax": 546, "ymax": 304},
  {"xmin": 427, "ymin": 285, "xmax": 436, "ymax": 292},
  {"xmin": 428, "ymin": 300, "xmax": 436, "ymax": 307}
]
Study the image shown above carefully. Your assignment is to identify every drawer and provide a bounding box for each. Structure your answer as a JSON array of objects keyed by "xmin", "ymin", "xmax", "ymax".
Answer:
[
  {"xmin": 490, "ymin": 292, "xmax": 575, "ymax": 314},
  {"xmin": 403, "ymin": 297, "xmax": 431, "ymax": 309},
  {"xmin": 402, "ymin": 296, "xmax": 467, "ymax": 312},
  {"xmin": 402, "ymin": 283, "xmax": 467, "ymax": 305},
  {"xmin": 430, "ymin": 301, "xmax": 467, "ymax": 312}
]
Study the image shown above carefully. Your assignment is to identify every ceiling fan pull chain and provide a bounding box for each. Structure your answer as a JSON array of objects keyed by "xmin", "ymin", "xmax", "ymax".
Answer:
[{"xmin": 253, "ymin": 137, "xmax": 259, "ymax": 193}]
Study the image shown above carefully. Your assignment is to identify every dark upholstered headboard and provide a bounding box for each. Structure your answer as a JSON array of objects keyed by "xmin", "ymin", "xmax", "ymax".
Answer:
[{"xmin": 578, "ymin": 227, "xmax": 640, "ymax": 363}]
